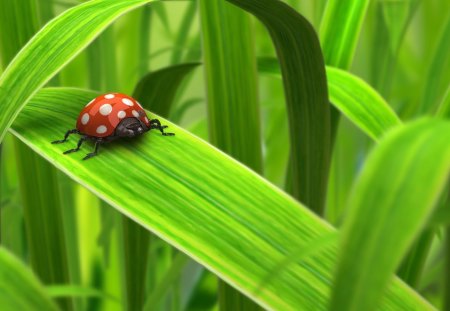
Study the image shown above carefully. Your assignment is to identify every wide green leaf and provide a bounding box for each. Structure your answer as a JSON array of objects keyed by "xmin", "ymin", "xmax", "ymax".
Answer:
[
  {"xmin": 258, "ymin": 58, "xmax": 402, "ymax": 141},
  {"xmin": 9, "ymin": 87, "xmax": 433, "ymax": 310},
  {"xmin": 226, "ymin": 0, "xmax": 331, "ymax": 215},
  {"xmin": 0, "ymin": 247, "xmax": 58, "ymax": 311},
  {"xmin": 331, "ymin": 118, "xmax": 450, "ymax": 311},
  {"xmin": 0, "ymin": 0, "xmax": 160, "ymax": 143}
]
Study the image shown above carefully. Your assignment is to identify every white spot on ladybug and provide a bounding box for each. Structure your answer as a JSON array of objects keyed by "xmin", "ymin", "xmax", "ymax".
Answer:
[
  {"xmin": 132, "ymin": 110, "xmax": 140, "ymax": 118},
  {"xmin": 81, "ymin": 113, "xmax": 90, "ymax": 125},
  {"xmin": 104, "ymin": 94, "xmax": 115, "ymax": 99},
  {"xmin": 117, "ymin": 110, "xmax": 126, "ymax": 119},
  {"xmin": 99, "ymin": 104, "xmax": 113, "ymax": 116},
  {"xmin": 96, "ymin": 125, "xmax": 107, "ymax": 134},
  {"xmin": 122, "ymin": 98, "xmax": 134, "ymax": 106},
  {"xmin": 86, "ymin": 99, "xmax": 95, "ymax": 107},
  {"xmin": 145, "ymin": 117, "xmax": 149, "ymax": 123}
]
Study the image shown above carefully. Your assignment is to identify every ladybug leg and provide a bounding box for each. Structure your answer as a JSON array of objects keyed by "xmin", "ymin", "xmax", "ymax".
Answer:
[
  {"xmin": 63, "ymin": 136, "xmax": 87, "ymax": 154},
  {"xmin": 52, "ymin": 129, "xmax": 79, "ymax": 144},
  {"xmin": 150, "ymin": 119, "xmax": 174, "ymax": 136},
  {"xmin": 83, "ymin": 139, "xmax": 103, "ymax": 161}
]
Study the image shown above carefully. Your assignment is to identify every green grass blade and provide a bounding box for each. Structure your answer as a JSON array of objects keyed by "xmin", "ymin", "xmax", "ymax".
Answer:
[
  {"xmin": 199, "ymin": 0, "xmax": 262, "ymax": 173},
  {"xmin": 437, "ymin": 87, "xmax": 450, "ymax": 118},
  {"xmin": 199, "ymin": 1, "xmax": 262, "ymax": 308},
  {"xmin": 0, "ymin": 247, "xmax": 58, "ymax": 311},
  {"xmin": 331, "ymin": 118, "xmax": 450, "ymax": 311},
  {"xmin": 418, "ymin": 16, "xmax": 450, "ymax": 114},
  {"xmin": 258, "ymin": 58, "xmax": 402, "ymax": 140},
  {"xmin": 144, "ymin": 252, "xmax": 190, "ymax": 310},
  {"xmin": 227, "ymin": 0, "xmax": 331, "ymax": 214},
  {"xmin": 326, "ymin": 67, "xmax": 402, "ymax": 140},
  {"xmin": 0, "ymin": 0, "xmax": 160, "ymax": 143},
  {"xmin": 319, "ymin": 0, "xmax": 370, "ymax": 69},
  {"xmin": 46, "ymin": 285, "xmax": 120, "ymax": 303},
  {"xmin": 133, "ymin": 63, "xmax": 200, "ymax": 116},
  {"xmin": 170, "ymin": 1, "xmax": 197, "ymax": 65},
  {"xmin": 9, "ymin": 87, "xmax": 434, "ymax": 310}
]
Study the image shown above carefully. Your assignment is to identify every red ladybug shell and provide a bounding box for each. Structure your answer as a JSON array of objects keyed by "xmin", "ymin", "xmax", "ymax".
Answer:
[{"xmin": 76, "ymin": 93, "xmax": 151, "ymax": 138}]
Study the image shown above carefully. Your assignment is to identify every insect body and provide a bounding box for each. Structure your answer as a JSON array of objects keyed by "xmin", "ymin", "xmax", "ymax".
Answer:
[{"xmin": 52, "ymin": 93, "xmax": 174, "ymax": 160}]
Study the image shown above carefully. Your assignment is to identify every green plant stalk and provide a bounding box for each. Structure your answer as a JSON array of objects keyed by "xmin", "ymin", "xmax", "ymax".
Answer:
[
  {"xmin": 0, "ymin": 134, "xmax": 25, "ymax": 259},
  {"xmin": 228, "ymin": 0, "xmax": 330, "ymax": 214},
  {"xmin": 121, "ymin": 217, "xmax": 150, "ymax": 311},
  {"xmin": 199, "ymin": 1, "xmax": 263, "ymax": 308}
]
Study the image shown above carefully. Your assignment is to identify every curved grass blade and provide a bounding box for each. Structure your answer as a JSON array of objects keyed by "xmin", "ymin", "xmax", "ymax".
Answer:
[
  {"xmin": 9, "ymin": 87, "xmax": 434, "ymax": 310},
  {"xmin": 258, "ymin": 58, "xmax": 402, "ymax": 141},
  {"xmin": 331, "ymin": 118, "xmax": 450, "ymax": 311},
  {"xmin": 133, "ymin": 62, "xmax": 200, "ymax": 116},
  {"xmin": 226, "ymin": 0, "xmax": 331, "ymax": 214},
  {"xmin": 0, "ymin": 247, "xmax": 58, "ymax": 311},
  {"xmin": 0, "ymin": 0, "xmax": 160, "ymax": 143},
  {"xmin": 326, "ymin": 67, "xmax": 402, "ymax": 140}
]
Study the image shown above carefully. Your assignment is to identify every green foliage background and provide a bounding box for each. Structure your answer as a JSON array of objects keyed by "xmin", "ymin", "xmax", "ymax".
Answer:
[{"xmin": 0, "ymin": 0, "xmax": 449, "ymax": 310}]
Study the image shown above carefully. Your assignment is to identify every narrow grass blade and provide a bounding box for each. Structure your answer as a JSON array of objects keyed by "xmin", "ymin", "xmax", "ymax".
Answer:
[
  {"xmin": 170, "ymin": 1, "xmax": 197, "ymax": 65},
  {"xmin": 199, "ymin": 1, "xmax": 262, "ymax": 308},
  {"xmin": 46, "ymin": 285, "xmax": 120, "ymax": 303},
  {"xmin": 227, "ymin": 0, "xmax": 331, "ymax": 214},
  {"xmin": 437, "ymin": 87, "xmax": 450, "ymax": 118},
  {"xmin": 258, "ymin": 58, "xmax": 402, "ymax": 141},
  {"xmin": 418, "ymin": 16, "xmax": 450, "ymax": 114},
  {"xmin": 9, "ymin": 87, "xmax": 434, "ymax": 310},
  {"xmin": 144, "ymin": 252, "xmax": 190, "ymax": 310},
  {"xmin": 0, "ymin": 0, "xmax": 160, "ymax": 143},
  {"xmin": 0, "ymin": 247, "xmax": 58, "ymax": 311},
  {"xmin": 133, "ymin": 63, "xmax": 200, "ymax": 116},
  {"xmin": 200, "ymin": 0, "xmax": 263, "ymax": 172},
  {"xmin": 319, "ymin": 0, "xmax": 370, "ymax": 69},
  {"xmin": 331, "ymin": 118, "xmax": 450, "ymax": 311}
]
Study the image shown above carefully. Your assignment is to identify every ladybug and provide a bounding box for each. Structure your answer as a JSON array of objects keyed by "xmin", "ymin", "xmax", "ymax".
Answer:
[{"xmin": 52, "ymin": 93, "xmax": 174, "ymax": 160}]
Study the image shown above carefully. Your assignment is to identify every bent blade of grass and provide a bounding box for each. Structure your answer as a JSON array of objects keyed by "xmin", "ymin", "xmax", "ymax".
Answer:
[
  {"xmin": 0, "ymin": 0, "xmax": 161, "ymax": 144},
  {"xmin": 437, "ymin": 87, "xmax": 450, "ymax": 118},
  {"xmin": 226, "ymin": 0, "xmax": 331, "ymax": 214},
  {"xmin": 0, "ymin": 247, "xmax": 58, "ymax": 311},
  {"xmin": 10, "ymin": 87, "xmax": 434, "ymax": 310},
  {"xmin": 331, "ymin": 118, "xmax": 450, "ymax": 311},
  {"xmin": 258, "ymin": 58, "xmax": 402, "ymax": 141}
]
